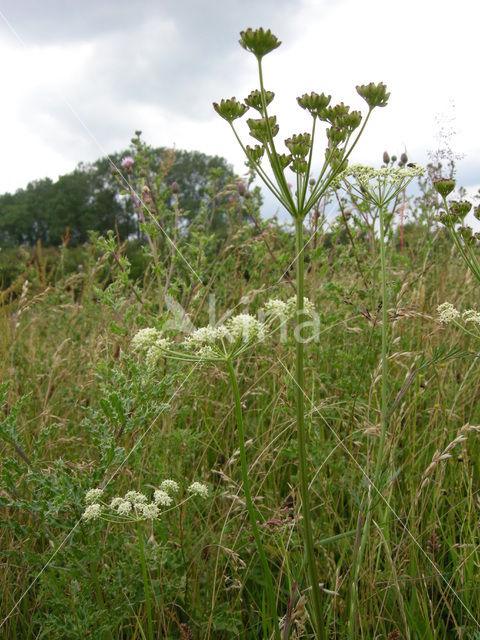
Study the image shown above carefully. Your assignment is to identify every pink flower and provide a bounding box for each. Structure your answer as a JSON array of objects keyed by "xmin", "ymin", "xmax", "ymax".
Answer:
[{"xmin": 121, "ymin": 156, "xmax": 134, "ymax": 170}]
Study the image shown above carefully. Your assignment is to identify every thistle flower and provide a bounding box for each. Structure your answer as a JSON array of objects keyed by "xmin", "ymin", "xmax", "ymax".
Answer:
[
  {"xmin": 121, "ymin": 156, "xmax": 134, "ymax": 170},
  {"xmin": 188, "ymin": 482, "xmax": 209, "ymax": 498},
  {"xmin": 85, "ymin": 488, "xmax": 104, "ymax": 504},
  {"xmin": 82, "ymin": 503, "xmax": 102, "ymax": 521},
  {"xmin": 437, "ymin": 302, "xmax": 460, "ymax": 324}
]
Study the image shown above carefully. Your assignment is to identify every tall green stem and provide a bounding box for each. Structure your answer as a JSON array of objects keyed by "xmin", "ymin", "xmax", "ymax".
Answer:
[
  {"xmin": 348, "ymin": 202, "xmax": 390, "ymax": 638},
  {"xmin": 137, "ymin": 521, "xmax": 154, "ymax": 640},
  {"xmin": 295, "ymin": 217, "xmax": 325, "ymax": 640},
  {"xmin": 226, "ymin": 359, "xmax": 280, "ymax": 639}
]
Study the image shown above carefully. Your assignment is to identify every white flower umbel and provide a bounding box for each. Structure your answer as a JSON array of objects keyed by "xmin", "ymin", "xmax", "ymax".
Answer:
[
  {"xmin": 145, "ymin": 338, "xmax": 170, "ymax": 367},
  {"xmin": 131, "ymin": 327, "xmax": 163, "ymax": 354},
  {"xmin": 187, "ymin": 481, "xmax": 209, "ymax": 498},
  {"xmin": 225, "ymin": 313, "xmax": 265, "ymax": 343},
  {"xmin": 138, "ymin": 503, "xmax": 160, "ymax": 520},
  {"xmin": 153, "ymin": 489, "xmax": 173, "ymax": 507},
  {"xmin": 159, "ymin": 479, "xmax": 179, "ymax": 495},
  {"xmin": 117, "ymin": 500, "xmax": 133, "ymax": 516},
  {"xmin": 335, "ymin": 163, "xmax": 424, "ymax": 207},
  {"xmin": 82, "ymin": 503, "xmax": 102, "ymax": 521},
  {"xmin": 124, "ymin": 491, "xmax": 148, "ymax": 505},
  {"xmin": 438, "ymin": 302, "xmax": 460, "ymax": 324},
  {"xmin": 85, "ymin": 488, "xmax": 104, "ymax": 504},
  {"xmin": 462, "ymin": 309, "xmax": 480, "ymax": 325}
]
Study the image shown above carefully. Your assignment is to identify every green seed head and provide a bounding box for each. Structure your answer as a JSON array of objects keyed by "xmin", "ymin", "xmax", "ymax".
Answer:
[
  {"xmin": 297, "ymin": 92, "xmax": 331, "ymax": 116},
  {"xmin": 284, "ymin": 133, "xmax": 311, "ymax": 157},
  {"xmin": 278, "ymin": 153, "xmax": 293, "ymax": 169},
  {"xmin": 433, "ymin": 178, "xmax": 456, "ymax": 198},
  {"xmin": 449, "ymin": 200, "xmax": 472, "ymax": 219},
  {"xmin": 239, "ymin": 27, "xmax": 281, "ymax": 59},
  {"xmin": 245, "ymin": 144, "xmax": 265, "ymax": 163},
  {"xmin": 356, "ymin": 82, "xmax": 390, "ymax": 109},
  {"xmin": 247, "ymin": 116, "xmax": 279, "ymax": 142},
  {"xmin": 244, "ymin": 89, "xmax": 275, "ymax": 111},
  {"xmin": 290, "ymin": 158, "xmax": 308, "ymax": 174},
  {"xmin": 213, "ymin": 97, "xmax": 249, "ymax": 122}
]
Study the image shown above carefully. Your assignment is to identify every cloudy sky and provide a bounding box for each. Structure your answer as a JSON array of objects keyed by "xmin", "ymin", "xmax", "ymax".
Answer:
[{"xmin": 1, "ymin": 0, "xmax": 478, "ymax": 210}]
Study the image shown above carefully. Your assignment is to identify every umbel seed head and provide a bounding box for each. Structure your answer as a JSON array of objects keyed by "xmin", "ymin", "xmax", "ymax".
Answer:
[
  {"xmin": 449, "ymin": 200, "xmax": 472, "ymax": 219},
  {"xmin": 213, "ymin": 97, "xmax": 249, "ymax": 122},
  {"xmin": 356, "ymin": 82, "xmax": 390, "ymax": 109},
  {"xmin": 245, "ymin": 89, "xmax": 275, "ymax": 111},
  {"xmin": 297, "ymin": 92, "xmax": 331, "ymax": 116},
  {"xmin": 239, "ymin": 27, "xmax": 281, "ymax": 59},
  {"xmin": 433, "ymin": 178, "xmax": 456, "ymax": 198}
]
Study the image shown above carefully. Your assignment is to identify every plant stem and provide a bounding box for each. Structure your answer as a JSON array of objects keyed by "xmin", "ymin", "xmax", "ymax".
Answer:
[
  {"xmin": 226, "ymin": 359, "xmax": 280, "ymax": 640},
  {"xmin": 137, "ymin": 521, "xmax": 154, "ymax": 640},
  {"xmin": 348, "ymin": 202, "xmax": 390, "ymax": 638},
  {"xmin": 294, "ymin": 217, "xmax": 325, "ymax": 640}
]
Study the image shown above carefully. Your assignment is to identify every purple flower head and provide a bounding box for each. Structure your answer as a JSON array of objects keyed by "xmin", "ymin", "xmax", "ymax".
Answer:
[
  {"xmin": 171, "ymin": 181, "xmax": 179, "ymax": 194},
  {"xmin": 121, "ymin": 156, "xmax": 134, "ymax": 170}
]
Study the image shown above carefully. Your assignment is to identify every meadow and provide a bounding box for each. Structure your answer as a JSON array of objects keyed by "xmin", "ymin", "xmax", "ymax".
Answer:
[{"xmin": 1, "ymin": 27, "xmax": 479, "ymax": 640}]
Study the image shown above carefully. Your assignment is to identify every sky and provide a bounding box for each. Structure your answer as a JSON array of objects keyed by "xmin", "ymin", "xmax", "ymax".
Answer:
[{"xmin": 0, "ymin": 0, "xmax": 479, "ymax": 216}]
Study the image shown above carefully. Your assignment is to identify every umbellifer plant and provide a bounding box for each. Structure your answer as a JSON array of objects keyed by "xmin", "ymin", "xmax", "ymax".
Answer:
[{"xmin": 213, "ymin": 27, "xmax": 390, "ymax": 639}]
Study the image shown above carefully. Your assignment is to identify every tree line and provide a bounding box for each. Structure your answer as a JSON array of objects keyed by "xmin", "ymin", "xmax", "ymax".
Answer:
[{"xmin": 0, "ymin": 146, "xmax": 234, "ymax": 247}]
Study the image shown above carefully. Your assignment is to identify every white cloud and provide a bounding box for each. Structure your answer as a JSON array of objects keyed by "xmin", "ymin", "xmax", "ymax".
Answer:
[{"xmin": 0, "ymin": 0, "xmax": 478, "ymax": 197}]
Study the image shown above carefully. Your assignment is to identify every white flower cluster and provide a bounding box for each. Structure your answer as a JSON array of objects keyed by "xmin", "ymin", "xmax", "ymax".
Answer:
[
  {"xmin": 462, "ymin": 309, "xmax": 480, "ymax": 325},
  {"xmin": 85, "ymin": 488, "xmax": 104, "ymax": 504},
  {"xmin": 82, "ymin": 479, "xmax": 207, "ymax": 523},
  {"xmin": 264, "ymin": 296, "xmax": 315, "ymax": 319},
  {"xmin": 183, "ymin": 313, "xmax": 266, "ymax": 361},
  {"xmin": 342, "ymin": 163, "xmax": 424, "ymax": 187},
  {"xmin": 188, "ymin": 481, "xmax": 209, "ymax": 498},
  {"xmin": 437, "ymin": 302, "xmax": 460, "ymax": 324},
  {"xmin": 131, "ymin": 328, "xmax": 170, "ymax": 366}
]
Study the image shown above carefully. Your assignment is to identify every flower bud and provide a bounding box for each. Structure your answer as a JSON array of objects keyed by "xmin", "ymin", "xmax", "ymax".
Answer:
[
  {"xmin": 239, "ymin": 28, "xmax": 281, "ymax": 59},
  {"xmin": 356, "ymin": 82, "xmax": 390, "ymax": 109},
  {"xmin": 433, "ymin": 178, "xmax": 455, "ymax": 198},
  {"xmin": 171, "ymin": 181, "xmax": 179, "ymax": 194},
  {"xmin": 213, "ymin": 97, "xmax": 249, "ymax": 122},
  {"xmin": 383, "ymin": 151, "xmax": 390, "ymax": 164},
  {"xmin": 237, "ymin": 182, "xmax": 247, "ymax": 196},
  {"xmin": 400, "ymin": 152, "xmax": 408, "ymax": 165}
]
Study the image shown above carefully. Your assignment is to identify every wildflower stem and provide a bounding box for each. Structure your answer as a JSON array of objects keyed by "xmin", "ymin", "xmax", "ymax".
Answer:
[
  {"xmin": 226, "ymin": 358, "xmax": 280, "ymax": 639},
  {"xmin": 294, "ymin": 217, "xmax": 325, "ymax": 640},
  {"xmin": 348, "ymin": 201, "xmax": 390, "ymax": 638},
  {"xmin": 137, "ymin": 521, "xmax": 154, "ymax": 640}
]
